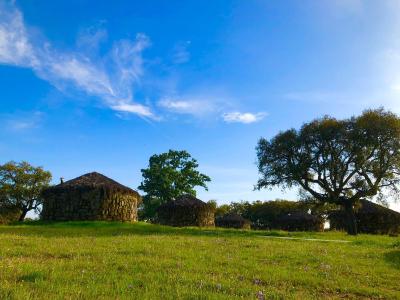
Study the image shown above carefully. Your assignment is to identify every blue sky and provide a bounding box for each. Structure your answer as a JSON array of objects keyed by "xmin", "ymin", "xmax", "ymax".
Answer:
[{"xmin": 1, "ymin": 0, "xmax": 400, "ymax": 212}]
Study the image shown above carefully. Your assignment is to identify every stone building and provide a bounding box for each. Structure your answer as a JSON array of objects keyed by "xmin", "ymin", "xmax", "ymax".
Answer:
[
  {"xmin": 328, "ymin": 199, "xmax": 400, "ymax": 234},
  {"xmin": 41, "ymin": 172, "xmax": 141, "ymax": 221},
  {"xmin": 215, "ymin": 212, "xmax": 251, "ymax": 229},
  {"xmin": 157, "ymin": 194, "xmax": 215, "ymax": 227}
]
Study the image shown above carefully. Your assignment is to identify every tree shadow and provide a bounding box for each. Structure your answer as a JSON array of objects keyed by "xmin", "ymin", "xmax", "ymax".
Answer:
[{"xmin": 384, "ymin": 250, "xmax": 400, "ymax": 270}]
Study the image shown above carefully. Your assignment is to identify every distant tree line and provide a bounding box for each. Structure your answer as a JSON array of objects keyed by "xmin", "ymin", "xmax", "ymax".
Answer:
[{"xmin": 1, "ymin": 109, "xmax": 399, "ymax": 236}]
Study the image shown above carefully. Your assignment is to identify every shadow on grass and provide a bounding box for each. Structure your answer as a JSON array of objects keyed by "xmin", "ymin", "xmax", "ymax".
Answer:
[
  {"xmin": 17, "ymin": 271, "xmax": 46, "ymax": 283},
  {"xmin": 0, "ymin": 220, "xmax": 303, "ymax": 239},
  {"xmin": 384, "ymin": 250, "xmax": 400, "ymax": 270}
]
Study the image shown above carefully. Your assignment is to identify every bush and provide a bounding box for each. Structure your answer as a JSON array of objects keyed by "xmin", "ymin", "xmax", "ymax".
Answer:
[{"xmin": 0, "ymin": 204, "xmax": 21, "ymax": 224}]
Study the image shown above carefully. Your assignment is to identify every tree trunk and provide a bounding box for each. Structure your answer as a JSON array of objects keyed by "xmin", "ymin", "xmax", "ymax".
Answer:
[
  {"xmin": 18, "ymin": 210, "xmax": 27, "ymax": 222},
  {"xmin": 344, "ymin": 202, "xmax": 357, "ymax": 235}
]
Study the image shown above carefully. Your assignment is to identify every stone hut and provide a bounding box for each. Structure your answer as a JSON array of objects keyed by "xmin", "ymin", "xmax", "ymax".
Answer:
[
  {"xmin": 328, "ymin": 199, "xmax": 400, "ymax": 234},
  {"xmin": 278, "ymin": 212, "xmax": 324, "ymax": 232},
  {"xmin": 215, "ymin": 213, "xmax": 251, "ymax": 229},
  {"xmin": 41, "ymin": 172, "xmax": 141, "ymax": 221},
  {"xmin": 157, "ymin": 194, "xmax": 215, "ymax": 227}
]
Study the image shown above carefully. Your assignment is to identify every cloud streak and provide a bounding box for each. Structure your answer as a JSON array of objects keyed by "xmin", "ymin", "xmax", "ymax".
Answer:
[
  {"xmin": 222, "ymin": 112, "xmax": 267, "ymax": 124},
  {"xmin": 158, "ymin": 97, "xmax": 217, "ymax": 116},
  {"xmin": 3, "ymin": 111, "xmax": 44, "ymax": 131},
  {"xmin": 0, "ymin": 2, "xmax": 156, "ymax": 119}
]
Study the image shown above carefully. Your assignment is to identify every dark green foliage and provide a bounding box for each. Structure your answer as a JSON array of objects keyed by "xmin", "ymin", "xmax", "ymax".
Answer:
[
  {"xmin": 0, "ymin": 203, "xmax": 21, "ymax": 224},
  {"xmin": 156, "ymin": 194, "xmax": 215, "ymax": 227},
  {"xmin": 0, "ymin": 161, "xmax": 52, "ymax": 221},
  {"xmin": 214, "ymin": 204, "xmax": 230, "ymax": 218},
  {"xmin": 215, "ymin": 200, "xmax": 324, "ymax": 231},
  {"xmin": 256, "ymin": 109, "xmax": 400, "ymax": 235},
  {"xmin": 241, "ymin": 200, "xmax": 324, "ymax": 231},
  {"xmin": 215, "ymin": 213, "xmax": 251, "ymax": 229},
  {"xmin": 329, "ymin": 199, "xmax": 400, "ymax": 235},
  {"xmin": 138, "ymin": 150, "xmax": 211, "ymax": 219}
]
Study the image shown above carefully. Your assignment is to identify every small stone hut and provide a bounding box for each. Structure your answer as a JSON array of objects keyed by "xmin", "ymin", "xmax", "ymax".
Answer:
[
  {"xmin": 157, "ymin": 194, "xmax": 215, "ymax": 227},
  {"xmin": 41, "ymin": 172, "xmax": 141, "ymax": 221},
  {"xmin": 215, "ymin": 213, "xmax": 251, "ymax": 229},
  {"xmin": 328, "ymin": 199, "xmax": 400, "ymax": 234},
  {"xmin": 279, "ymin": 212, "xmax": 324, "ymax": 232}
]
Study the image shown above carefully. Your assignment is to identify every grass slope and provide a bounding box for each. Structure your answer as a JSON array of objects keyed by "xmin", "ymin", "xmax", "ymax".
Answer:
[{"xmin": 0, "ymin": 222, "xmax": 399, "ymax": 299}]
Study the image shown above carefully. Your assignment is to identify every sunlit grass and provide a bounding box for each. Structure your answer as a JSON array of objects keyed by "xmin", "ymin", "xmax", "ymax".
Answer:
[{"xmin": 0, "ymin": 221, "xmax": 399, "ymax": 299}]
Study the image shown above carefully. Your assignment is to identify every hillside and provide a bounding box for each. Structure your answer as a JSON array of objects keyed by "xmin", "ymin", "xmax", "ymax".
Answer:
[{"xmin": 0, "ymin": 222, "xmax": 399, "ymax": 299}]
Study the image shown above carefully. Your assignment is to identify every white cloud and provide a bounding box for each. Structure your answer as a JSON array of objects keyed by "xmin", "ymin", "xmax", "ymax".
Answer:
[
  {"xmin": 222, "ymin": 112, "xmax": 267, "ymax": 124},
  {"xmin": 111, "ymin": 103, "xmax": 155, "ymax": 118},
  {"xmin": 0, "ymin": 2, "xmax": 37, "ymax": 67},
  {"xmin": 158, "ymin": 97, "xmax": 217, "ymax": 116},
  {"xmin": 0, "ymin": 2, "xmax": 156, "ymax": 119}
]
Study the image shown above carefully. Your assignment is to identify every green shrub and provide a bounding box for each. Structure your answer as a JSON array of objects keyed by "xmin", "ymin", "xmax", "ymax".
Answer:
[{"xmin": 0, "ymin": 204, "xmax": 21, "ymax": 224}]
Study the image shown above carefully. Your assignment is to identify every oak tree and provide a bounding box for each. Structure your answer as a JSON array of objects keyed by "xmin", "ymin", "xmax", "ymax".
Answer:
[
  {"xmin": 256, "ymin": 109, "xmax": 400, "ymax": 235},
  {"xmin": 0, "ymin": 161, "xmax": 52, "ymax": 221}
]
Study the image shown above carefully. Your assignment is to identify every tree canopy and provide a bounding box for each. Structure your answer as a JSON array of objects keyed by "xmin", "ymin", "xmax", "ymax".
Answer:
[
  {"xmin": 0, "ymin": 161, "xmax": 52, "ymax": 221},
  {"xmin": 256, "ymin": 109, "xmax": 400, "ymax": 234},
  {"xmin": 138, "ymin": 150, "xmax": 211, "ymax": 219}
]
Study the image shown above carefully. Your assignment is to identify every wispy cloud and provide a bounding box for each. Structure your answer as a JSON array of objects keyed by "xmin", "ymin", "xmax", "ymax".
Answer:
[
  {"xmin": 171, "ymin": 41, "xmax": 191, "ymax": 64},
  {"xmin": 222, "ymin": 112, "xmax": 267, "ymax": 124},
  {"xmin": 0, "ymin": 2, "xmax": 37, "ymax": 67},
  {"xmin": 0, "ymin": 2, "xmax": 156, "ymax": 119},
  {"xmin": 158, "ymin": 97, "xmax": 219, "ymax": 116},
  {"xmin": 3, "ymin": 111, "xmax": 44, "ymax": 131}
]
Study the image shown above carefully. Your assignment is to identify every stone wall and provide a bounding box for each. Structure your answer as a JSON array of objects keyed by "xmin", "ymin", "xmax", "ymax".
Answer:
[
  {"xmin": 41, "ymin": 188, "xmax": 139, "ymax": 221},
  {"xmin": 157, "ymin": 205, "xmax": 215, "ymax": 227}
]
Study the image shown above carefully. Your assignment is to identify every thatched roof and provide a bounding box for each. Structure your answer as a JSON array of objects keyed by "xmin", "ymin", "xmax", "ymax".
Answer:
[
  {"xmin": 217, "ymin": 213, "xmax": 248, "ymax": 222},
  {"xmin": 215, "ymin": 212, "xmax": 251, "ymax": 229},
  {"xmin": 356, "ymin": 199, "xmax": 400, "ymax": 216},
  {"xmin": 329, "ymin": 200, "xmax": 400, "ymax": 217},
  {"xmin": 159, "ymin": 194, "xmax": 210, "ymax": 209},
  {"xmin": 43, "ymin": 172, "xmax": 139, "ymax": 195}
]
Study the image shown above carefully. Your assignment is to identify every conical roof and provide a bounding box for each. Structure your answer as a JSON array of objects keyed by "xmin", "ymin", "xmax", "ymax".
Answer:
[
  {"xmin": 160, "ymin": 194, "xmax": 209, "ymax": 208},
  {"xmin": 44, "ymin": 172, "xmax": 138, "ymax": 195},
  {"xmin": 217, "ymin": 212, "xmax": 247, "ymax": 222},
  {"xmin": 357, "ymin": 199, "xmax": 400, "ymax": 216}
]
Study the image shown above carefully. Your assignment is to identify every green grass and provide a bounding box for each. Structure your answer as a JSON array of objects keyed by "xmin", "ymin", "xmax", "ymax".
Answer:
[{"xmin": 0, "ymin": 222, "xmax": 399, "ymax": 299}]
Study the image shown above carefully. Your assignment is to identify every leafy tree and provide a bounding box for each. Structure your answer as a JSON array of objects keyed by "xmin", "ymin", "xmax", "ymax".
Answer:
[
  {"xmin": 207, "ymin": 200, "xmax": 218, "ymax": 211},
  {"xmin": 229, "ymin": 201, "xmax": 252, "ymax": 216},
  {"xmin": 138, "ymin": 150, "xmax": 211, "ymax": 219},
  {"xmin": 256, "ymin": 109, "xmax": 400, "ymax": 235},
  {"xmin": 0, "ymin": 161, "xmax": 52, "ymax": 221},
  {"xmin": 214, "ymin": 203, "xmax": 231, "ymax": 217}
]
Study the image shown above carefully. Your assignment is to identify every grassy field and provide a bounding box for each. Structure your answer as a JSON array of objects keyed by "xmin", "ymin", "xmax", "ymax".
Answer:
[{"xmin": 0, "ymin": 222, "xmax": 399, "ymax": 299}]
